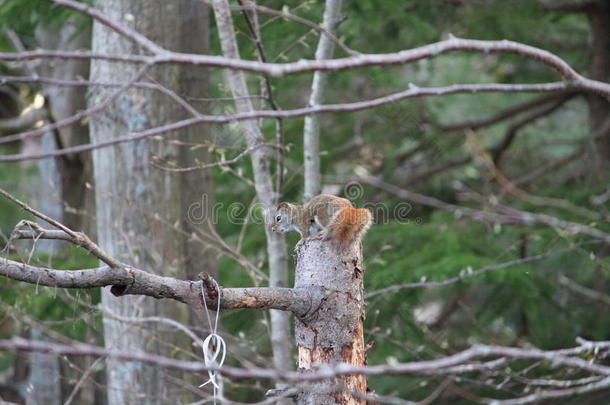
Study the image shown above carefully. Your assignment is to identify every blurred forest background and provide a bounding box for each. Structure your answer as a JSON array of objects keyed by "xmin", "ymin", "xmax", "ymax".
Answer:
[{"xmin": 0, "ymin": 0, "xmax": 609, "ymax": 404}]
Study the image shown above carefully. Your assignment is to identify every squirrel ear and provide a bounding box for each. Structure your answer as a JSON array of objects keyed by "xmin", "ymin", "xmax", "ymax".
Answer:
[{"xmin": 278, "ymin": 202, "xmax": 290, "ymax": 209}]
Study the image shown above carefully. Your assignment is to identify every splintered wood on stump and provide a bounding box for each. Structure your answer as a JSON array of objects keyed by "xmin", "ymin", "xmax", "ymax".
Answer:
[{"xmin": 294, "ymin": 234, "xmax": 367, "ymax": 404}]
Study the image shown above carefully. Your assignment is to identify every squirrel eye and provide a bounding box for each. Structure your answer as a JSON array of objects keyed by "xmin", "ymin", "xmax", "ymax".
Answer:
[{"xmin": 275, "ymin": 215, "xmax": 281, "ymax": 222}]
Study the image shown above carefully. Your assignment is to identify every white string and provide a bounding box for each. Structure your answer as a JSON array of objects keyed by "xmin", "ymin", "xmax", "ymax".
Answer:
[{"xmin": 199, "ymin": 279, "xmax": 226, "ymax": 404}]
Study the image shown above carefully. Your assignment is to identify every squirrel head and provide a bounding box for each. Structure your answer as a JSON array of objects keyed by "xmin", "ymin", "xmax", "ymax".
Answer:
[{"xmin": 271, "ymin": 202, "xmax": 298, "ymax": 234}]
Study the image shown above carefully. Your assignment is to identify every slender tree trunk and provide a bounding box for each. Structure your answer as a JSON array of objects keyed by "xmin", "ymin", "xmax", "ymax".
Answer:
[
  {"xmin": 585, "ymin": 1, "xmax": 610, "ymax": 176},
  {"xmin": 294, "ymin": 237, "xmax": 367, "ymax": 404},
  {"xmin": 303, "ymin": 0, "xmax": 343, "ymax": 202},
  {"xmin": 90, "ymin": 1, "xmax": 193, "ymax": 402},
  {"xmin": 33, "ymin": 132, "xmax": 63, "ymax": 255},
  {"xmin": 211, "ymin": 0, "xmax": 293, "ymax": 398},
  {"xmin": 25, "ymin": 328, "xmax": 61, "ymax": 405},
  {"xmin": 175, "ymin": 3, "xmax": 218, "ymax": 393},
  {"xmin": 35, "ymin": 16, "xmax": 93, "ymax": 233},
  {"xmin": 176, "ymin": 1, "xmax": 217, "ymax": 282},
  {"xmin": 33, "ymin": 18, "xmax": 96, "ymax": 403}
]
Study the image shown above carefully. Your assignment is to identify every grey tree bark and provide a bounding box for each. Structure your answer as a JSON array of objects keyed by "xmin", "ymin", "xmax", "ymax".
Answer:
[
  {"xmin": 32, "ymin": 131, "xmax": 63, "ymax": 256},
  {"xmin": 89, "ymin": 0, "xmax": 206, "ymax": 402},
  {"xmin": 35, "ymin": 16, "xmax": 93, "ymax": 233},
  {"xmin": 23, "ymin": 16, "xmax": 95, "ymax": 404},
  {"xmin": 294, "ymin": 236, "xmax": 367, "ymax": 404},
  {"xmin": 210, "ymin": 0, "xmax": 293, "ymax": 399},
  {"xmin": 25, "ymin": 328, "xmax": 60, "ymax": 405},
  {"xmin": 585, "ymin": 1, "xmax": 610, "ymax": 176},
  {"xmin": 27, "ymin": 131, "xmax": 63, "ymax": 404},
  {"xmin": 177, "ymin": 1, "xmax": 218, "ymax": 283},
  {"xmin": 175, "ymin": 3, "xmax": 217, "ymax": 392},
  {"xmin": 303, "ymin": 0, "xmax": 343, "ymax": 202}
]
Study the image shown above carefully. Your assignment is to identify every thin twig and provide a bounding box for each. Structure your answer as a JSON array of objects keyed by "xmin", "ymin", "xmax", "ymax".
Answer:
[
  {"xmin": 1, "ymin": 337, "xmax": 609, "ymax": 380},
  {"xmin": 232, "ymin": 2, "xmax": 357, "ymax": 56},
  {"xmin": 558, "ymin": 274, "xmax": 610, "ymax": 307},
  {"xmin": 0, "ymin": 190, "xmax": 122, "ymax": 268},
  {"xmin": 365, "ymin": 248, "xmax": 572, "ymax": 298},
  {"xmin": 0, "ymin": 189, "xmax": 75, "ymax": 237},
  {"xmin": 0, "ymin": 82, "xmax": 580, "ymax": 162},
  {"xmin": 303, "ymin": 0, "xmax": 343, "ymax": 201},
  {"xmin": 236, "ymin": 0, "xmax": 285, "ymax": 198},
  {"xmin": 2, "ymin": 33, "xmax": 609, "ymax": 96},
  {"xmin": 355, "ymin": 176, "xmax": 610, "ymax": 243},
  {"xmin": 0, "ymin": 63, "xmax": 152, "ymax": 146},
  {"xmin": 438, "ymin": 92, "xmax": 575, "ymax": 131},
  {"xmin": 151, "ymin": 143, "xmax": 281, "ymax": 172}
]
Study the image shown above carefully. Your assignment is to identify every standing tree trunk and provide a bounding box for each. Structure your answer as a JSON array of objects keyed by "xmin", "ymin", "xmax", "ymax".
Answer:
[
  {"xmin": 175, "ymin": 4, "xmax": 218, "ymax": 392},
  {"xmin": 211, "ymin": 0, "xmax": 293, "ymax": 399},
  {"xmin": 585, "ymin": 1, "xmax": 610, "ymax": 176},
  {"xmin": 33, "ymin": 16, "xmax": 95, "ymax": 403},
  {"xmin": 26, "ymin": 328, "xmax": 60, "ymax": 405},
  {"xmin": 303, "ymin": 0, "xmax": 343, "ymax": 202},
  {"xmin": 176, "ymin": 1, "xmax": 217, "ymax": 282},
  {"xmin": 90, "ymin": 1, "xmax": 195, "ymax": 402},
  {"xmin": 294, "ymin": 237, "xmax": 367, "ymax": 404},
  {"xmin": 35, "ymin": 15, "xmax": 93, "ymax": 233}
]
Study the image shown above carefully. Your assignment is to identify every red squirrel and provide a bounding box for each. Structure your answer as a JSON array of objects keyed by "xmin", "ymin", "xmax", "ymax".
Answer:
[{"xmin": 271, "ymin": 194, "xmax": 372, "ymax": 250}]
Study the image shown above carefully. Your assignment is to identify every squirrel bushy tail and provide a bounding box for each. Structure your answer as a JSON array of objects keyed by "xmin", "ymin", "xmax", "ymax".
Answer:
[{"xmin": 324, "ymin": 207, "xmax": 372, "ymax": 250}]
